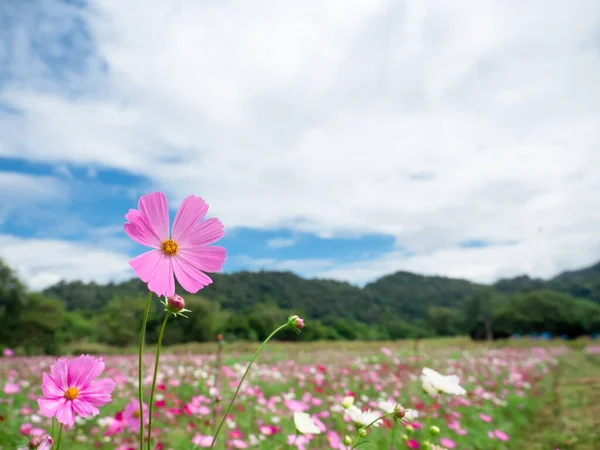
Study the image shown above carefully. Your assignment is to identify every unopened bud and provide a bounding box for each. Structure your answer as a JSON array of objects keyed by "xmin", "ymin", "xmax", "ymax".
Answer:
[
  {"xmin": 167, "ymin": 294, "xmax": 185, "ymax": 312},
  {"xmin": 429, "ymin": 425, "xmax": 440, "ymax": 435},
  {"xmin": 217, "ymin": 334, "xmax": 223, "ymax": 342},
  {"xmin": 394, "ymin": 405, "xmax": 405, "ymax": 419},
  {"xmin": 162, "ymin": 295, "xmax": 191, "ymax": 317},
  {"xmin": 288, "ymin": 315, "xmax": 305, "ymax": 331},
  {"xmin": 343, "ymin": 435, "xmax": 352, "ymax": 446},
  {"xmin": 358, "ymin": 428, "xmax": 367, "ymax": 437},
  {"xmin": 341, "ymin": 396, "xmax": 354, "ymax": 409},
  {"xmin": 405, "ymin": 424, "xmax": 414, "ymax": 433}
]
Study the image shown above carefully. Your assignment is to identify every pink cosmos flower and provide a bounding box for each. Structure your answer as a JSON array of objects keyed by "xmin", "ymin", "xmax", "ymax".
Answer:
[
  {"xmin": 3, "ymin": 348, "xmax": 14, "ymax": 357},
  {"xmin": 124, "ymin": 192, "xmax": 226, "ymax": 297},
  {"xmin": 192, "ymin": 434, "xmax": 214, "ymax": 447},
  {"xmin": 4, "ymin": 382, "xmax": 20, "ymax": 394},
  {"xmin": 440, "ymin": 437, "xmax": 456, "ymax": 449},
  {"xmin": 493, "ymin": 429, "xmax": 509, "ymax": 441},
  {"xmin": 37, "ymin": 355, "xmax": 116, "ymax": 427},
  {"xmin": 123, "ymin": 398, "xmax": 149, "ymax": 432}
]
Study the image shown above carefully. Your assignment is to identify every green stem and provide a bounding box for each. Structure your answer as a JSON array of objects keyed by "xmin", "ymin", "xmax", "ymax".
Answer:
[
  {"xmin": 54, "ymin": 424, "xmax": 63, "ymax": 450},
  {"xmin": 138, "ymin": 291, "xmax": 153, "ymax": 450},
  {"xmin": 390, "ymin": 419, "xmax": 396, "ymax": 449},
  {"xmin": 147, "ymin": 313, "xmax": 170, "ymax": 450},
  {"xmin": 210, "ymin": 323, "xmax": 288, "ymax": 449},
  {"xmin": 350, "ymin": 412, "xmax": 394, "ymax": 449},
  {"xmin": 51, "ymin": 417, "xmax": 56, "ymax": 450}
]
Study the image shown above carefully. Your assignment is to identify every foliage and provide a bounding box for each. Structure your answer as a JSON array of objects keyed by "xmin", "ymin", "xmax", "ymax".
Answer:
[{"xmin": 2, "ymin": 258, "xmax": 600, "ymax": 354}]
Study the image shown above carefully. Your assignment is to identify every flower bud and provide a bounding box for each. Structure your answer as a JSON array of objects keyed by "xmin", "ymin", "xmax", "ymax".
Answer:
[
  {"xmin": 405, "ymin": 424, "xmax": 414, "ymax": 433},
  {"xmin": 343, "ymin": 435, "xmax": 352, "ymax": 446},
  {"xmin": 167, "ymin": 294, "xmax": 185, "ymax": 313},
  {"xmin": 341, "ymin": 396, "xmax": 354, "ymax": 409},
  {"xmin": 217, "ymin": 334, "xmax": 223, "ymax": 342},
  {"xmin": 429, "ymin": 425, "xmax": 440, "ymax": 435},
  {"xmin": 162, "ymin": 295, "xmax": 191, "ymax": 317},
  {"xmin": 394, "ymin": 405, "xmax": 406, "ymax": 419},
  {"xmin": 288, "ymin": 315, "xmax": 305, "ymax": 331},
  {"xmin": 358, "ymin": 428, "xmax": 368, "ymax": 437}
]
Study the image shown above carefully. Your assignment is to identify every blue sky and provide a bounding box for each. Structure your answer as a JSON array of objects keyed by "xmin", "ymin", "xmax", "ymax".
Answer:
[{"xmin": 1, "ymin": 0, "xmax": 599, "ymax": 291}]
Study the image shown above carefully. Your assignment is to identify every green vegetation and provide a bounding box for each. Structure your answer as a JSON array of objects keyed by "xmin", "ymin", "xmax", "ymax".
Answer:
[{"xmin": 1, "ymin": 258, "xmax": 600, "ymax": 354}]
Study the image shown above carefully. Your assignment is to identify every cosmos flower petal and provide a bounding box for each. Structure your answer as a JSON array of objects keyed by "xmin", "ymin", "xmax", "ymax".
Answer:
[
  {"xmin": 178, "ymin": 218, "xmax": 224, "ymax": 248},
  {"xmin": 78, "ymin": 378, "xmax": 116, "ymax": 407},
  {"xmin": 173, "ymin": 254, "xmax": 215, "ymax": 293},
  {"xmin": 41, "ymin": 373, "xmax": 64, "ymax": 398},
  {"xmin": 124, "ymin": 209, "xmax": 162, "ymax": 248},
  {"xmin": 171, "ymin": 195, "xmax": 210, "ymax": 243},
  {"xmin": 178, "ymin": 246, "xmax": 227, "ymax": 273},
  {"xmin": 38, "ymin": 397, "xmax": 67, "ymax": 418},
  {"xmin": 146, "ymin": 254, "xmax": 175, "ymax": 297},
  {"xmin": 50, "ymin": 358, "xmax": 70, "ymax": 390},
  {"xmin": 72, "ymin": 398, "xmax": 100, "ymax": 418},
  {"xmin": 68, "ymin": 355, "xmax": 105, "ymax": 390},
  {"xmin": 38, "ymin": 436, "xmax": 54, "ymax": 450},
  {"xmin": 55, "ymin": 400, "xmax": 75, "ymax": 427},
  {"xmin": 137, "ymin": 192, "xmax": 170, "ymax": 241},
  {"xmin": 130, "ymin": 249, "xmax": 175, "ymax": 296}
]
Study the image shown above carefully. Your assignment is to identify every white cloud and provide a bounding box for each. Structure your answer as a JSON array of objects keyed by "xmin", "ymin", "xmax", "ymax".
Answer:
[
  {"xmin": 0, "ymin": 172, "xmax": 67, "ymax": 225},
  {"xmin": 267, "ymin": 237, "xmax": 297, "ymax": 249},
  {"xmin": 1, "ymin": 0, "xmax": 600, "ymax": 284},
  {"xmin": 0, "ymin": 234, "xmax": 133, "ymax": 291}
]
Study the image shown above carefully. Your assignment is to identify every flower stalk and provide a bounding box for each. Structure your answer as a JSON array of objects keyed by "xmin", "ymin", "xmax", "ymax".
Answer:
[{"xmin": 138, "ymin": 291, "xmax": 153, "ymax": 449}]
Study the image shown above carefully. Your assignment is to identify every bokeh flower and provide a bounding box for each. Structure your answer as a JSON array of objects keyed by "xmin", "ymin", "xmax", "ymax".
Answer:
[
  {"xmin": 37, "ymin": 355, "xmax": 115, "ymax": 427},
  {"xmin": 421, "ymin": 367, "xmax": 466, "ymax": 397},
  {"xmin": 123, "ymin": 398, "xmax": 149, "ymax": 432},
  {"xmin": 125, "ymin": 192, "xmax": 226, "ymax": 297},
  {"xmin": 293, "ymin": 412, "xmax": 321, "ymax": 435}
]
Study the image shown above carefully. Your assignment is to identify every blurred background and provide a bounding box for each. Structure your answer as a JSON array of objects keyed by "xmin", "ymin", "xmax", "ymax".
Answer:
[{"xmin": 1, "ymin": 0, "xmax": 599, "ymax": 352}]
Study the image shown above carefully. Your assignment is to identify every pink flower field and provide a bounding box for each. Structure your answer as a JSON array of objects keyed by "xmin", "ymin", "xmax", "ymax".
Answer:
[{"xmin": 0, "ymin": 343, "xmax": 577, "ymax": 450}]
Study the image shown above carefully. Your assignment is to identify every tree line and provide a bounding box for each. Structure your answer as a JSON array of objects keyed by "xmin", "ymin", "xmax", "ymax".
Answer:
[{"xmin": 1, "ymin": 259, "xmax": 599, "ymax": 354}]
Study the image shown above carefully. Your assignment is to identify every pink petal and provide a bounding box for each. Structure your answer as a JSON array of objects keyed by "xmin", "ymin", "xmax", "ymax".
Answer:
[
  {"xmin": 78, "ymin": 378, "xmax": 116, "ymax": 407},
  {"xmin": 55, "ymin": 400, "xmax": 75, "ymax": 427},
  {"xmin": 50, "ymin": 358, "xmax": 70, "ymax": 391},
  {"xmin": 178, "ymin": 218, "xmax": 224, "ymax": 248},
  {"xmin": 130, "ymin": 249, "xmax": 175, "ymax": 297},
  {"xmin": 68, "ymin": 355, "xmax": 104, "ymax": 390},
  {"xmin": 171, "ymin": 195, "xmax": 209, "ymax": 243},
  {"xmin": 38, "ymin": 436, "xmax": 54, "ymax": 450},
  {"xmin": 38, "ymin": 397, "xmax": 67, "ymax": 418},
  {"xmin": 72, "ymin": 398, "xmax": 100, "ymax": 418},
  {"xmin": 137, "ymin": 192, "xmax": 170, "ymax": 241},
  {"xmin": 172, "ymin": 256, "xmax": 214, "ymax": 293},
  {"xmin": 41, "ymin": 373, "xmax": 64, "ymax": 398},
  {"xmin": 124, "ymin": 209, "xmax": 162, "ymax": 248},
  {"xmin": 179, "ymin": 246, "xmax": 226, "ymax": 272}
]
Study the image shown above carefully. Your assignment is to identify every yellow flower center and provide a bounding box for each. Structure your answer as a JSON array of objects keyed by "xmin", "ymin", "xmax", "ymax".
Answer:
[
  {"xmin": 133, "ymin": 410, "xmax": 141, "ymax": 419},
  {"xmin": 64, "ymin": 387, "xmax": 79, "ymax": 401},
  {"xmin": 161, "ymin": 239, "xmax": 179, "ymax": 256}
]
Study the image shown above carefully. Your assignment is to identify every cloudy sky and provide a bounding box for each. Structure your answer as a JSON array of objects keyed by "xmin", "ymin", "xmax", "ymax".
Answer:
[{"xmin": 1, "ymin": 0, "xmax": 599, "ymax": 291}]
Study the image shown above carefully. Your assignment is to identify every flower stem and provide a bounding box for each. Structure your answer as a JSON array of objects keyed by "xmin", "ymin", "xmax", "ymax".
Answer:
[
  {"xmin": 350, "ymin": 412, "xmax": 394, "ymax": 449},
  {"xmin": 138, "ymin": 291, "xmax": 153, "ymax": 450},
  {"xmin": 210, "ymin": 323, "xmax": 288, "ymax": 449},
  {"xmin": 54, "ymin": 424, "xmax": 63, "ymax": 450},
  {"xmin": 51, "ymin": 417, "xmax": 56, "ymax": 449},
  {"xmin": 147, "ymin": 312, "xmax": 170, "ymax": 450}
]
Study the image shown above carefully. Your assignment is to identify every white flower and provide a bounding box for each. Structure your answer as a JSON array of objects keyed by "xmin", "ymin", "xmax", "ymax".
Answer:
[
  {"xmin": 345, "ymin": 405, "xmax": 382, "ymax": 428},
  {"xmin": 404, "ymin": 409, "xmax": 420, "ymax": 421},
  {"xmin": 421, "ymin": 367, "xmax": 466, "ymax": 397},
  {"xmin": 293, "ymin": 412, "xmax": 321, "ymax": 435}
]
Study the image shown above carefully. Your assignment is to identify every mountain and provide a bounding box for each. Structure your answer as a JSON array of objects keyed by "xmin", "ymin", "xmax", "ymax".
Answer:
[{"xmin": 41, "ymin": 259, "xmax": 600, "ymax": 324}]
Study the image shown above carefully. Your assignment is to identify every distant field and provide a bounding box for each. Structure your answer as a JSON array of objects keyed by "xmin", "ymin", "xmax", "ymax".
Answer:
[{"xmin": 1, "ymin": 338, "xmax": 599, "ymax": 449}]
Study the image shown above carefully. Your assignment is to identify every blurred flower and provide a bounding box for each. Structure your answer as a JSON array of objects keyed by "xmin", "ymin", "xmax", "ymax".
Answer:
[
  {"xmin": 37, "ymin": 355, "xmax": 116, "ymax": 427},
  {"xmin": 3, "ymin": 348, "xmax": 14, "ymax": 357},
  {"xmin": 123, "ymin": 398, "xmax": 149, "ymax": 432},
  {"xmin": 341, "ymin": 396, "xmax": 354, "ymax": 409},
  {"xmin": 124, "ymin": 192, "xmax": 226, "ymax": 297},
  {"xmin": 293, "ymin": 412, "xmax": 321, "ymax": 435},
  {"xmin": 4, "ymin": 382, "xmax": 20, "ymax": 394},
  {"xmin": 345, "ymin": 405, "xmax": 382, "ymax": 428},
  {"xmin": 421, "ymin": 368, "xmax": 466, "ymax": 397}
]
